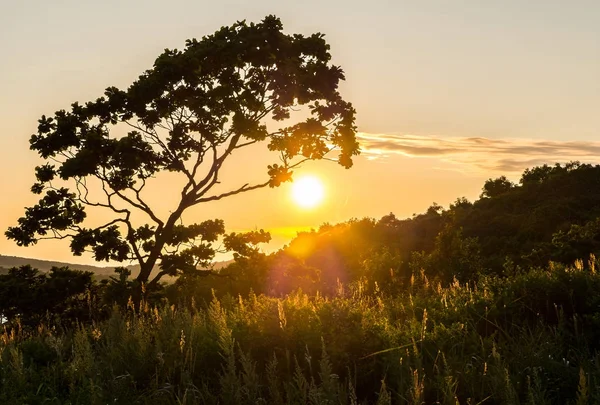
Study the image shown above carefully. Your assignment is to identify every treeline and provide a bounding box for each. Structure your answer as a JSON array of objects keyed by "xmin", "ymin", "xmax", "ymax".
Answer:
[
  {"xmin": 4, "ymin": 162, "xmax": 600, "ymax": 328},
  {"xmin": 172, "ymin": 161, "xmax": 600, "ymax": 300}
]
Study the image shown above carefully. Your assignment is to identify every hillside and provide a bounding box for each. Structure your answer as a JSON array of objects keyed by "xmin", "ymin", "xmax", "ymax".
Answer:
[
  {"xmin": 196, "ymin": 162, "xmax": 600, "ymax": 296},
  {"xmin": 0, "ymin": 255, "xmax": 120, "ymax": 276},
  {"xmin": 0, "ymin": 255, "xmax": 233, "ymax": 280}
]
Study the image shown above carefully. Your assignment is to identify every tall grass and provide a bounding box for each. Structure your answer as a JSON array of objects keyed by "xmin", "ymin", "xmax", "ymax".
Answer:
[{"xmin": 2, "ymin": 261, "xmax": 600, "ymax": 404}]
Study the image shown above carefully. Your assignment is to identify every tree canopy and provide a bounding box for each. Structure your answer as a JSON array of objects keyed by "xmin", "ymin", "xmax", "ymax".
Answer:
[
  {"xmin": 0, "ymin": 265, "xmax": 97, "ymax": 328},
  {"xmin": 6, "ymin": 15, "xmax": 358, "ymax": 287},
  {"xmin": 480, "ymin": 175, "xmax": 514, "ymax": 198}
]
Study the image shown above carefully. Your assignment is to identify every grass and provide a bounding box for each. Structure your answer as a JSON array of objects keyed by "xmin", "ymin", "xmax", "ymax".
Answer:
[{"xmin": 2, "ymin": 262, "xmax": 600, "ymax": 404}]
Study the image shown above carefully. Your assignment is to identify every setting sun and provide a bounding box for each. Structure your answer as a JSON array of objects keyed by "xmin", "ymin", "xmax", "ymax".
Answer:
[{"xmin": 291, "ymin": 176, "xmax": 325, "ymax": 208}]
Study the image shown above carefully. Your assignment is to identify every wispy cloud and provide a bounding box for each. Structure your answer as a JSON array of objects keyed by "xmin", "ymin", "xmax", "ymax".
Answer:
[{"xmin": 358, "ymin": 133, "xmax": 600, "ymax": 172}]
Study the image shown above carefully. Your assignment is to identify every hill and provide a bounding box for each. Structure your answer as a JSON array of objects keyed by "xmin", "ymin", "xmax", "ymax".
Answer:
[
  {"xmin": 229, "ymin": 162, "xmax": 600, "ymax": 292},
  {"xmin": 0, "ymin": 255, "xmax": 119, "ymax": 277},
  {"xmin": 0, "ymin": 255, "xmax": 233, "ymax": 280}
]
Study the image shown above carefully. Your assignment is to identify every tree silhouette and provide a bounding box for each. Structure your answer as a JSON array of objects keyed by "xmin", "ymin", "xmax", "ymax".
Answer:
[
  {"xmin": 6, "ymin": 16, "xmax": 358, "ymax": 287},
  {"xmin": 0, "ymin": 265, "xmax": 96, "ymax": 328},
  {"xmin": 480, "ymin": 176, "xmax": 514, "ymax": 198}
]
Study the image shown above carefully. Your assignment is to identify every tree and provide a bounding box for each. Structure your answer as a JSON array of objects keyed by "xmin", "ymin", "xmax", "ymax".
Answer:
[
  {"xmin": 480, "ymin": 176, "xmax": 514, "ymax": 198},
  {"xmin": 0, "ymin": 265, "xmax": 97, "ymax": 328},
  {"xmin": 426, "ymin": 202, "xmax": 444, "ymax": 216},
  {"xmin": 520, "ymin": 161, "xmax": 589, "ymax": 186},
  {"xmin": 6, "ymin": 16, "xmax": 359, "ymax": 289},
  {"xmin": 409, "ymin": 225, "xmax": 484, "ymax": 283}
]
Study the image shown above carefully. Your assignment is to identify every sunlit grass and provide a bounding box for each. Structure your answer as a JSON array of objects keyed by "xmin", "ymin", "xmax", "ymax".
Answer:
[{"xmin": 2, "ymin": 261, "xmax": 600, "ymax": 403}]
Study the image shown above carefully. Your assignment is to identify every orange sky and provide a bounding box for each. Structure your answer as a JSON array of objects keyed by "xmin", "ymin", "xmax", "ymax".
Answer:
[{"xmin": 1, "ymin": 1, "xmax": 599, "ymax": 265}]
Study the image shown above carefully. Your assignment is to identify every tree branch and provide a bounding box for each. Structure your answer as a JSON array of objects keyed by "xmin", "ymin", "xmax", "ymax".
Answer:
[
  {"xmin": 96, "ymin": 168, "xmax": 164, "ymax": 227},
  {"xmin": 192, "ymin": 181, "xmax": 270, "ymax": 205}
]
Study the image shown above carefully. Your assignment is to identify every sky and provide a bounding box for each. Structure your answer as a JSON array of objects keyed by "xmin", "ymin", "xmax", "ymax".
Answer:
[{"xmin": 1, "ymin": 0, "xmax": 599, "ymax": 264}]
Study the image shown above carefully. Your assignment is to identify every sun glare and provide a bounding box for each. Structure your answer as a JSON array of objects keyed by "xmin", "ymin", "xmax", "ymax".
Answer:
[{"xmin": 291, "ymin": 176, "xmax": 325, "ymax": 208}]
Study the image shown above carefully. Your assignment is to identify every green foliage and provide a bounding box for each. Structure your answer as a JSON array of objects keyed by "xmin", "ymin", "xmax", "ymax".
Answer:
[
  {"xmin": 465, "ymin": 162, "xmax": 600, "ymax": 270},
  {"xmin": 2, "ymin": 261, "xmax": 600, "ymax": 403},
  {"xmin": 410, "ymin": 224, "xmax": 485, "ymax": 283},
  {"xmin": 0, "ymin": 265, "xmax": 99, "ymax": 329}
]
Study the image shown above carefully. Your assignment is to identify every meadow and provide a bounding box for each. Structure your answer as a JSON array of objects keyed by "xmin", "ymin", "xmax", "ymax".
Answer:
[{"xmin": 2, "ymin": 260, "xmax": 599, "ymax": 404}]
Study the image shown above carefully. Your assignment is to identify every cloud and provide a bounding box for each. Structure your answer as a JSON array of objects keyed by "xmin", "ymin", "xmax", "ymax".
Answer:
[{"xmin": 358, "ymin": 133, "xmax": 600, "ymax": 172}]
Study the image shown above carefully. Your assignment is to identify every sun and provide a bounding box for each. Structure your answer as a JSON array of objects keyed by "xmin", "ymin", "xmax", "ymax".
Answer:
[{"xmin": 291, "ymin": 176, "xmax": 325, "ymax": 208}]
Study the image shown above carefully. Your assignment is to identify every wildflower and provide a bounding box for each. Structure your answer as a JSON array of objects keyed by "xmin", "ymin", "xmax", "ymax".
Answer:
[{"xmin": 91, "ymin": 328, "xmax": 102, "ymax": 341}]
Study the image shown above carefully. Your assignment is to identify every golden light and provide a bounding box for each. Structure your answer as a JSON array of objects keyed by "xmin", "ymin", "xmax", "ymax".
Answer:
[{"xmin": 291, "ymin": 176, "xmax": 325, "ymax": 208}]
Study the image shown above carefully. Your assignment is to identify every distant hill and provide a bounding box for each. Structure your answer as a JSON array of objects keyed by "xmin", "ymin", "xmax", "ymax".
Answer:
[
  {"xmin": 0, "ymin": 255, "xmax": 119, "ymax": 276},
  {"xmin": 0, "ymin": 255, "xmax": 233, "ymax": 280}
]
